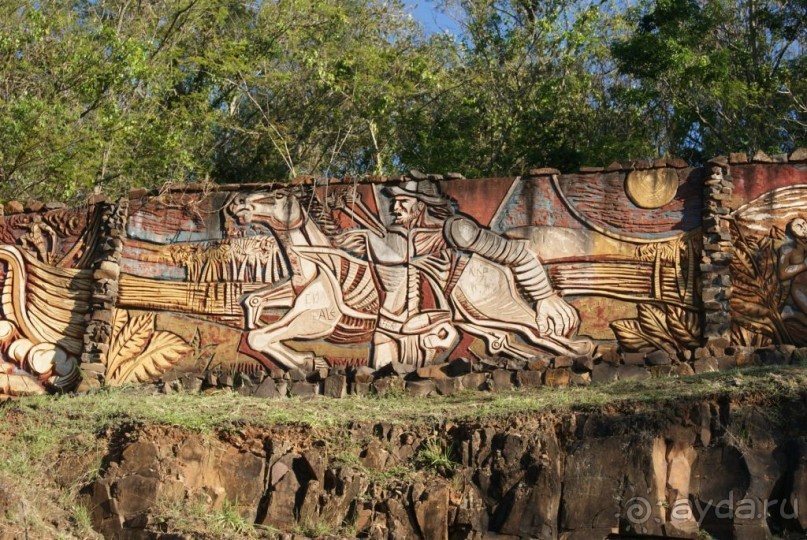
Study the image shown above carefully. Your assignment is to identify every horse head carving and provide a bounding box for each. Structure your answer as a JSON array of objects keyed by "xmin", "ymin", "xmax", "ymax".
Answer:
[{"xmin": 228, "ymin": 187, "xmax": 307, "ymax": 231}]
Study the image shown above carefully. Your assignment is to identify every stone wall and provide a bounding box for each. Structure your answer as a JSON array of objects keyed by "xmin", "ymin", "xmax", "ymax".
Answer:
[{"xmin": 0, "ymin": 149, "xmax": 805, "ymax": 397}]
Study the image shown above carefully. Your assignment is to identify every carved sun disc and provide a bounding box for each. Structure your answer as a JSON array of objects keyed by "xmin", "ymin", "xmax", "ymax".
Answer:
[{"xmin": 625, "ymin": 169, "xmax": 679, "ymax": 209}]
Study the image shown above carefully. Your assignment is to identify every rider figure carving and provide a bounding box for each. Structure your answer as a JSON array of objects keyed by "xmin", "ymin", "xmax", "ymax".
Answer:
[{"xmin": 337, "ymin": 179, "xmax": 580, "ymax": 369}]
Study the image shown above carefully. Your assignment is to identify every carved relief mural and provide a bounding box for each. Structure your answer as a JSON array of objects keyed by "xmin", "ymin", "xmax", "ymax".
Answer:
[
  {"xmin": 109, "ymin": 166, "xmax": 703, "ymax": 379},
  {"xmin": 610, "ymin": 233, "xmax": 703, "ymax": 355},
  {"xmin": 0, "ymin": 205, "xmax": 100, "ymax": 395},
  {"xmin": 730, "ymin": 185, "xmax": 807, "ymax": 346},
  {"xmin": 1, "ymin": 155, "xmax": 806, "ymax": 396}
]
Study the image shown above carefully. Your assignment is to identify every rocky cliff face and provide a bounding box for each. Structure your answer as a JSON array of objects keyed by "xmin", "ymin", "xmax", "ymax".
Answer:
[{"xmin": 81, "ymin": 388, "xmax": 807, "ymax": 539}]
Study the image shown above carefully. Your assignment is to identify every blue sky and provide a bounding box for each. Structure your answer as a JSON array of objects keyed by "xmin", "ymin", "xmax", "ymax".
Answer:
[{"xmin": 402, "ymin": 0, "xmax": 460, "ymax": 35}]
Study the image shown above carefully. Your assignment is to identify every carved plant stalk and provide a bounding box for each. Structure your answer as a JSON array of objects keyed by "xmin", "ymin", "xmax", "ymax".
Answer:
[{"xmin": 729, "ymin": 220, "xmax": 791, "ymax": 345}]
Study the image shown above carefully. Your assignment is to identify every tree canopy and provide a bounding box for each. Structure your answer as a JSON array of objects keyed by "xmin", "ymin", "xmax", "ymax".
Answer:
[{"xmin": 0, "ymin": 0, "xmax": 803, "ymax": 202}]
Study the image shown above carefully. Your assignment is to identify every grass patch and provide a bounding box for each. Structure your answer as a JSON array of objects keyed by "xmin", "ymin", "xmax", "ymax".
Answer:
[
  {"xmin": 293, "ymin": 516, "xmax": 337, "ymax": 538},
  {"xmin": 210, "ymin": 500, "xmax": 256, "ymax": 537},
  {"xmin": 2, "ymin": 365, "xmax": 807, "ymax": 435},
  {"xmin": 153, "ymin": 496, "xmax": 265, "ymax": 539},
  {"xmin": 69, "ymin": 503, "xmax": 95, "ymax": 536},
  {"xmin": 415, "ymin": 438, "xmax": 456, "ymax": 475}
]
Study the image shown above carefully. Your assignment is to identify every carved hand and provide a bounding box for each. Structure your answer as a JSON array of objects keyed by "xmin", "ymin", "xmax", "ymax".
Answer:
[
  {"xmin": 343, "ymin": 189, "xmax": 361, "ymax": 207},
  {"xmin": 535, "ymin": 293, "xmax": 580, "ymax": 337}
]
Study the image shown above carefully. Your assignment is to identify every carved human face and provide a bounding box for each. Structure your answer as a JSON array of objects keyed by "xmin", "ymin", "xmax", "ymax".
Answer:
[
  {"xmin": 792, "ymin": 218, "xmax": 807, "ymax": 241},
  {"xmin": 392, "ymin": 196, "xmax": 424, "ymax": 228}
]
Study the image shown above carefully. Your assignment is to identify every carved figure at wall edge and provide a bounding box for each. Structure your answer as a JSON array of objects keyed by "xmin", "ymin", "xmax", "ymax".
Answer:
[{"xmin": 778, "ymin": 217, "xmax": 807, "ymax": 326}]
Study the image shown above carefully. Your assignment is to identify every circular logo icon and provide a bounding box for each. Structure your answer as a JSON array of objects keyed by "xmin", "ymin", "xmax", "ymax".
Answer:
[{"xmin": 624, "ymin": 497, "xmax": 652, "ymax": 524}]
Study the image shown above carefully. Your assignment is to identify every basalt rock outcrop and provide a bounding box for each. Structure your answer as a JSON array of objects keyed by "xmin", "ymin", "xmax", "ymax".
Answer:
[{"xmin": 80, "ymin": 388, "xmax": 807, "ymax": 539}]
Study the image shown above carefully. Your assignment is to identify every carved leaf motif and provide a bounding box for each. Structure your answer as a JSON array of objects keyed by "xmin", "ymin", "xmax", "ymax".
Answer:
[
  {"xmin": 727, "ymin": 220, "xmax": 793, "ymax": 346},
  {"xmin": 732, "ymin": 246, "xmax": 756, "ymax": 281},
  {"xmin": 732, "ymin": 324, "xmax": 755, "ymax": 347},
  {"xmin": 758, "ymin": 241, "xmax": 776, "ymax": 284},
  {"xmin": 110, "ymin": 331, "xmax": 192, "ymax": 385},
  {"xmin": 106, "ymin": 313, "xmax": 155, "ymax": 379},
  {"xmin": 109, "ymin": 309, "xmax": 129, "ymax": 356},
  {"xmin": 733, "ymin": 313, "xmax": 776, "ymax": 336},
  {"xmin": 610, "ymin": 319, "xmax": 657, "ymax": 351},
  {"xmin": 189, "ymin": 328, "xmax": 202, "ymax": 351},
  {"xmin": 730, "ymin": 298, "xmax": 770, "ymax": 318},
  {"xmin": 636, "ymin": 304, "xmax": 676, "ymax": 345},
  {"xmin": 666, "ymin": 306, "xmax": 701, "ymax": 347}
]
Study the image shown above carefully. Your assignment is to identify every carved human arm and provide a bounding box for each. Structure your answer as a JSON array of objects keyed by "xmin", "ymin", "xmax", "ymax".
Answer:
[
  {"xmin": 332, "ymin": 190, "xmax": 386, "ymax": 238},
  {"xmin": 335, "ymin": 229, "xmax": 372, "ymax": 255},
  {"xmin": 445, "ymin": 216, "xmax": 579, "ymax": 337}
]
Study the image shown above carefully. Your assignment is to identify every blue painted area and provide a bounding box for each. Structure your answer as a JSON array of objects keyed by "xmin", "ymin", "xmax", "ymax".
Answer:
[
  {"xmin": 127, "ymin": 225, "xmax": 223, "ymax": 245},
  {"xmin": 491, "ymin": 180, "xmax": 561, "ymax": 233},
  {"xmin": 491, "ymin": 177, "xmax": 695, "ymax": 240},
  {"xmin": 127, "ymin": 213, "xmax": 224, "ymax": 244},
  {"xmin": 119, "ymin": 243, "xmax": 187, "ymax": 280},
  {"xmin": 119, "ymin": 257, "xmax": 187, "ymax": 281},
  {"xmin": 491, "ymin": 180, "xmax": 520, "ymax": 234}
]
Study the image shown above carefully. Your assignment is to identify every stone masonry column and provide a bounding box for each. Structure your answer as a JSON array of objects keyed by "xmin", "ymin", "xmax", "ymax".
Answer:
[
  {"xmin": 700, "ymin": 157, "xmax": 733, "ymax": 349},
  {"xmin": 79, "ymin": 198, "xmax": 128, "ymax": 388}
]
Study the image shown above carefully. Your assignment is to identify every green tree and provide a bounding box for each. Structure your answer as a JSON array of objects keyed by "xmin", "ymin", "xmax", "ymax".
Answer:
[
  {"xmin": 393, "ymin": 0, "xmax": 658, "ymax": 176},
  {"xmin": 0, "ymin": 1, "xmax": 236, "ymax": 201},
  {"xmin": 0, "ymin": 0, "xmax": 449, "ymax": 200},
  {"xmin": 2, "ymin": 0, "xmax": 802, "ymax": 203},
  {"xmin": 612, "ymin": 0, "xmax": 806, "ymax": 161},
  {"xmin": 210, "ymin": 0, "xmax": 447, "ymax": 182}
]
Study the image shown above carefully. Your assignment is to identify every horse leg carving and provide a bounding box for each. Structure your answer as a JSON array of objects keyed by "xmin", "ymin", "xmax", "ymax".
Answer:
[
  {"xmin": 241, "ymin": 281, "xmax": 295, "ymax": 330},
  {"xmin": 246, "ymin": 273, "xmax": 341, "ymax": 371}
]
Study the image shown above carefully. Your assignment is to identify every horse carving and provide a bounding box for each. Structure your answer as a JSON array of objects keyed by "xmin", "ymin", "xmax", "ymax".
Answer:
[
  {"xmin": 228, "ymin": 188, "xmax": 378, "ymax": 372},
  {"xmin": 229, "ymin": 186, "xmax": 593, "ymax": 373}
]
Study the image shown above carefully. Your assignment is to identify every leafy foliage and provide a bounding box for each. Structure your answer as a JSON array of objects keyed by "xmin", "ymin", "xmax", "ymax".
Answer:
[
  {"xmin": 0, "ymin": 0, "xmax": 803, "ymax": 201},
  {"xmin": 397, "ymin": 0, "xmax": 661, "ymax": 176},
  {"xmin": 415, "ymin": 437, "xmax": 457, "ymax": 475},
  {"xmin": 611, "ymin": 303, "xmax": 701, "ymax": 353},
  {"xmin": 611, "ymin": 0, "xmax": 806, "ymax": 161},
  {"xmin": 0, "ymin": 0, "xmax": 443, "ymax": 200},
  {"xmin": 105, "ymin": 309, "xmax": 192, "ymax": 385}
]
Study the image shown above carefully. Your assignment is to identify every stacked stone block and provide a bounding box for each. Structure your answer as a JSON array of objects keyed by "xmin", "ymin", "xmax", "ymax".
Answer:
[
  {"xmin": 700, "ymin": 157, "xmax": 733, "ymax": 349},
  {"xmin": 80, "ymin": 199, "xmax": 128, "ymax": 385}
]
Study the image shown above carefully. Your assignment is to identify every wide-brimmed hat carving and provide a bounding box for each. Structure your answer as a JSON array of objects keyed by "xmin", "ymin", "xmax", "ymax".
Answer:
[{"xmin": 384, "ymin": 180, "xmax": 447, "ymax": 206}]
